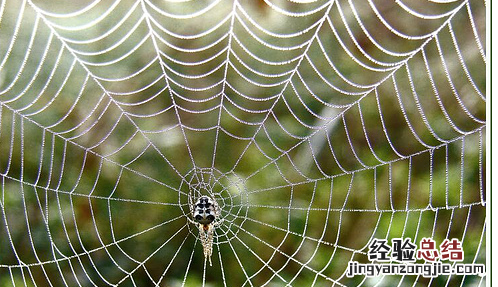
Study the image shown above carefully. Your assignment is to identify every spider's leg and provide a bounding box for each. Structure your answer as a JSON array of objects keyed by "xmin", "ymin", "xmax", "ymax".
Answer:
[
  {"xmin": 213, "ymin": 218, "xmax": 224, "ymax": 227},
  {"xmin": 213, "ymin": 210, "xmax": 224, "ymax": 227},
  {"xmin": 198, "ymin": 224, "xmax": 206, "ymax": 240},
  {"xmin": 186, "ymin": 198, "xmax": 196, "ymax": 225},
  {"xmin": 213, "ymin": 200, "xmax": 224, "ymax": 227},
  {"xmin": 206, "ymin": 226, "xmax": 214, "ymax": 266},
  {"xmin": 188, "ymin": 194, "xmax": 194, "ymax": 217}
]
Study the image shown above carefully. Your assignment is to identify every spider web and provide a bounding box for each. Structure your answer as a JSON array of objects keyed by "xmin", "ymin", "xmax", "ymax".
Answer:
[{"xmin": 0, "ymin": 0, "xmax": 486, "ymax": 286}]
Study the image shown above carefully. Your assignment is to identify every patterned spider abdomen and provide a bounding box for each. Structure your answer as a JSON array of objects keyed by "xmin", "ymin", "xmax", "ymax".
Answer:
[{"xmin": 193, "ymin": 196, "xmax": 216, "ymax": 225}]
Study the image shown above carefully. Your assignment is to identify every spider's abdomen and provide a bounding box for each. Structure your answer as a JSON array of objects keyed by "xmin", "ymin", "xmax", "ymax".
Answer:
[{"xmin": 193, "ymin": 196, "xmax": 216, "ymax": 225}]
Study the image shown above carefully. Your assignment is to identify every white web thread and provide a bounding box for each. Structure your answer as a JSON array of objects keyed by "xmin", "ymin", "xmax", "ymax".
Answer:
[{"xmin": 0, "ymin": 0, "xmax": 486, "ymax": 286}]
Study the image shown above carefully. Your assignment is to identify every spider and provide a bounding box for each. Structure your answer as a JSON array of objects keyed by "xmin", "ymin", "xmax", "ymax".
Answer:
[{"xmin": 187, "ymin": 195, "xmax": 223, "ymax": 266}]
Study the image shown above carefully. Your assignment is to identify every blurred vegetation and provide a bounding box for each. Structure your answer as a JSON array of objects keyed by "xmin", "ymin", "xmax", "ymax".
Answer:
[{"xmin": 0, "ymin": 0, "xmax": 486, "ymax": 286}]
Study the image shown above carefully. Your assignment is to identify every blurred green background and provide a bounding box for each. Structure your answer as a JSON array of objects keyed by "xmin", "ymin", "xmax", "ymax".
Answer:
[{"xmin": 0, "ymin": 0, "xmax": 486, "ymax": 286}]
